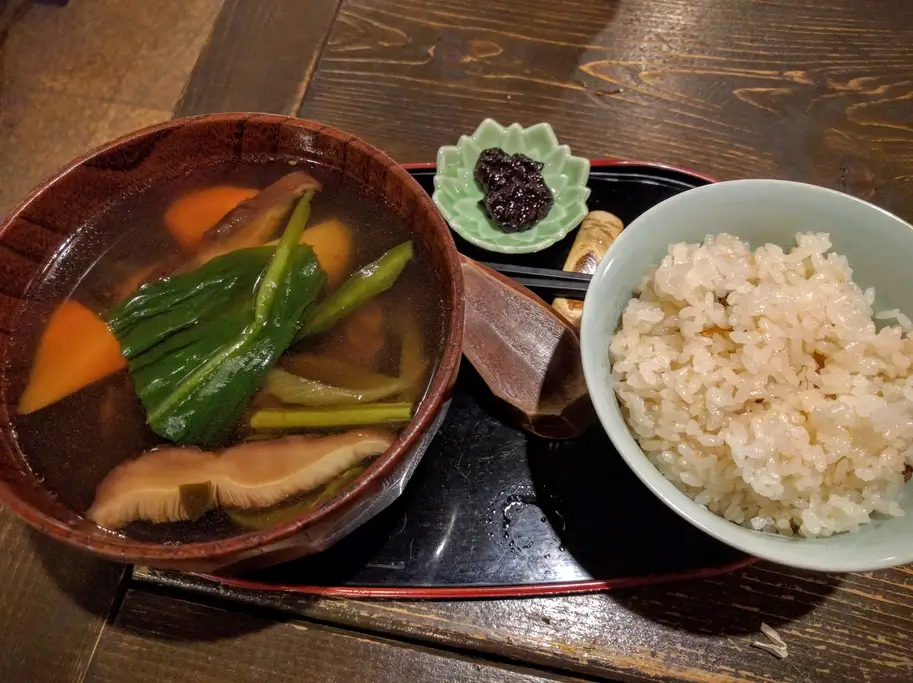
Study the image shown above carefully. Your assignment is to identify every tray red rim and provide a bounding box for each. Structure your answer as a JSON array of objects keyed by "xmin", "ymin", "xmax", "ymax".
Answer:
[
  {"xmin": 190, "ymin": 555, "xmax": 756, "ymax": 599},
  {"xmin": 194, "ymin": 157, "xmax": 757, "ymax": 599}
]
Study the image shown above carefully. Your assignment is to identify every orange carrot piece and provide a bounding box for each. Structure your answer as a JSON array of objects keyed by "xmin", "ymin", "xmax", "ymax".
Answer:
[
  {"xmin": 18, "ymin": 301, "xmax": 127, "ymax": 415},
  {"xmin": 301, "ymin": 218, "xmax": 353, "ymax": 288},
  {"xmin": 164, "ymin": 185, "xmax": 259, "ymax": 252}
]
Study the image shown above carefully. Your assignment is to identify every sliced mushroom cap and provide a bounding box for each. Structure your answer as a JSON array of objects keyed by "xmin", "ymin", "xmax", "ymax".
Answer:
[
  {"xmin": 87, "ymin": 430, "xmax": 394, "ymax": 529},
  {"xmin": 194, "ymin": 171, "xmax": 323, "ymax": 266},
  {"xmin": 87, "ymin": 447, "xmax": 219, "ymax": 530},
  {"xmin": 214, "ymin": 431, "xmax": 391, "ymax": 509}
]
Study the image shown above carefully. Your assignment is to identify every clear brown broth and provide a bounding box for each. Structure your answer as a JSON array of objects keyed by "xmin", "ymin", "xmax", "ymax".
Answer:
[{"xmin": 13, "ymin": 160, "xmax": 446, "ymax": 543}]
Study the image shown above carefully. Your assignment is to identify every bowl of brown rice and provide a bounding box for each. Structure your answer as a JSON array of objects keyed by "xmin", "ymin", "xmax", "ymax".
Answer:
[{"xmin": 580, "ymin": 179, "xmax": 913, "ymax": 571}]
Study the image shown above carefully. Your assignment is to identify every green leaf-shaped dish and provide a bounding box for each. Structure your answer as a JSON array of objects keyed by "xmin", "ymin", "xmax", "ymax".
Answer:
[{"xmin": 433, "ymin": 119, "xmax": 591, "ymax": 254}]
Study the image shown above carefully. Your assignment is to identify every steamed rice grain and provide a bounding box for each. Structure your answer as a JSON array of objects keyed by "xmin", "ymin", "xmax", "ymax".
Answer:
[{"xmin": 610, "ymin": 232, "xmax": 913, "ymax": 537}]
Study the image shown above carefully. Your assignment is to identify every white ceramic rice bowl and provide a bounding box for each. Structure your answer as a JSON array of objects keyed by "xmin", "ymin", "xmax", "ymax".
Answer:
[{"xmin": 580, "ymin": 179, "xmax": 913, "ymax": 571}]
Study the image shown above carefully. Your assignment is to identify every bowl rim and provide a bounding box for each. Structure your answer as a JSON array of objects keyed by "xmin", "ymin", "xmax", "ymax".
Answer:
[
  {"xmin": 0, "ymin": 112, "xmax": 465, "ymax": 565},
  {"xmin": 580, "ymin": 178, "xmax": 913, "ymax": 572}
]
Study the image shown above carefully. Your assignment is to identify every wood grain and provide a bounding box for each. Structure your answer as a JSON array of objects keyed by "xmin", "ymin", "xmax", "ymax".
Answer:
[
  {"xmin": 174, "ymin": 0, "xmax": 342, "ymax": 116},
  {"xmin": 138, "ymin": 563, "xmax": 913, "ymax": 683},
  {"xmin": 0, "ymin": 508, "xmax": 125, "ymax": 683},
  {"xmin": 298, "ymin": 0, "xmax": 913, "ymax": 220},
  {"xmin": 83, "ymin": 588, "xmax": 590, "ymax": 683}
]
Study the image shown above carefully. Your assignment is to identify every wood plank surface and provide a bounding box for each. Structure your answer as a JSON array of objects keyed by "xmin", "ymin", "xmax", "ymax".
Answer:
[
  {"xmin": 138, "ymin": 564, "xmax": 913, "ymax": 683},
  {"xmin": 175, "ymin": 0, "xmax": 341, "ymax": 116},
  {"xmin": 83, "ymin": 588, "xmax": 591, "ymax": 683},
  {"xmin": 297, "ymin": 0, "xmax": 913, "ymax": 219},
  {"xmin": 0, "ymin": 507, "xmax": 125, "ymax": 683}
]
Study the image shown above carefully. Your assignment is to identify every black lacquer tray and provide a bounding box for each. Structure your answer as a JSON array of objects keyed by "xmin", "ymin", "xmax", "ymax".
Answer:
[{"xmin": 134, "ymin": 160, "xmax": 754, "ymax": 600}]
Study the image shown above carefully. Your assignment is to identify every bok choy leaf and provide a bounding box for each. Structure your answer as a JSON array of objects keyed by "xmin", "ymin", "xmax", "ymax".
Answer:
[{"xmin": 105, "ymin": 191, "xmax": 326, "ymax": 446}]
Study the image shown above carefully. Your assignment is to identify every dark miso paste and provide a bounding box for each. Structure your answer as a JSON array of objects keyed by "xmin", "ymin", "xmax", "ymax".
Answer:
[{"xmin": 13, "ymin": 160, "xmax": 445, "ymax": 543}]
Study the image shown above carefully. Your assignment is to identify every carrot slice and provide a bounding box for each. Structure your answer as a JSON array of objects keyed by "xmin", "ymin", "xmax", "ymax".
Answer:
[
  {"xmin": 18, "ymin": 301, "xmax": 127, "ymax": 415},
  {"xmin": 164, "ymin": 185, "xmax": 259, "ymax": 252},
  {"xmin": 301, "ymin": 218, "xmax": 353, "ymax": 288}
]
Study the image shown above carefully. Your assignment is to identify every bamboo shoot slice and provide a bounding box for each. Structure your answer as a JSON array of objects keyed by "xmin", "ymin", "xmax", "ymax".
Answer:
[{"xmin": 553, "ymin": 211, "xmax": 624, "ymax": 328}]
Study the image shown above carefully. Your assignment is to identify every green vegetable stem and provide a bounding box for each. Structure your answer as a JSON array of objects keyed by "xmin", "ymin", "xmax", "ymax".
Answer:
[
  {"xmin": 265, "ymin": 358, "xmax": 427, "ymax": 407},
  {"xmin": 265, "ymin": 367, "xmax": 400, "ymax": 407},
  {"xmin": 250, "ymin": 402, "xmax": 413, "ymax": 430},
  {"xmin": 296, "ymin": 240, "xmax": 413, "ymax": 340}
]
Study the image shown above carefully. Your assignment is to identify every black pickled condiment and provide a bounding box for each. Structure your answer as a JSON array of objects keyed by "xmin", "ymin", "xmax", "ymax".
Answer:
[{"xmin": 473, "ymin": 147, "xmax": 554, "ymax": 233}]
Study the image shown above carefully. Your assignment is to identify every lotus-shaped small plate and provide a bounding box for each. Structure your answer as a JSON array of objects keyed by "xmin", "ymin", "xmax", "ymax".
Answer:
[{"xmin": 433, "ymin": 119, "xmax": 591, "ymax": 254}]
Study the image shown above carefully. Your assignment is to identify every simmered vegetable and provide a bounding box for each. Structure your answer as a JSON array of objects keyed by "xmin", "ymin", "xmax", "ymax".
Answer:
[
  {"xmin": 106, "ymin": 192, "xmax": 325, "ymax": 445},
  {"xmin": 279, "ymin": 353, "xmax": 401, "ymax": 389},
  {"xmin": 178, "ymin": 481, "xmax": 215, "ymax": 521},
  {"xmin": 267, "ymin": 302, "xmax": 429, "ymax": 407},
  {"xmin": 164, "ymin": 185, "xmax": 259, "ymax": 252},
  {"xmin": 266, "ymin": 367, "xmax": 409, "ymax": 407},
  {"xmin": 107, "ymin": 247, "xmax": 278, "ymax": 357},
  {"xmin": 17, "ymin": 164, "xmax": 440, "ymax": 541},
  {"xmin": 335, "ymin": 300, "xmax": 386, "ymax": 367},
  {"xmin": 18, "ymin": 301, "xmax": 128, "ymax": 415},
  {"xmin": 296, "ymin": 241, "xmax": 413, "ymax": 340},
  {"xmin": 115, "ymin": 174, "xmax": 321, "ymax": 299},
  {"xmin": 227, "ymin": 463, "xmax": 368, "ymax": 530},
  {"xmin": 250, "ymin": 402, "xmax": 413, "ymax": 430},
  {"xmin": 267, "ymin": 217, "xmax": 353, "ymax": 288},
  {"xmin": 87, "ymin": 431, "xmax": 393, "ymax": 529},
  {"xmin": 266, "ymin": 368, "xmax": 395, "ymax": 406},
  {"xmin": 397, "ymin": 304, "xmax": 427, "ymax": 403},
  {"xmin": 193, "ymin": 172, "xmax": 321, "ymax": 266}
]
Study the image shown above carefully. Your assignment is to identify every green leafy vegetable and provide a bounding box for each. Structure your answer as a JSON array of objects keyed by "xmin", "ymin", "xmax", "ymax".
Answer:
[
  {"xmin": 265, "ymin": 367, "xmax": 400, "ymax": 406},
  {"xmin": 106, "ymin": 247, "xmax": 275, "ymax": 357},
  {"xmin": 279, "ymin": 353, "xmax": 399, "ymax": 389},
  {"xmin": 106, "ymin": 191, "xmax": 326, "ymax": 446},
  {"xmin": 296, "ymin": 240, "xmax": 413, "ymax": 340},
  {"xmin": 265, "ymin": 359, "xmax": 428, "ymax": 407},
  {"xmin": 250, "ymin": 403, "xmax": 413, "ymax": 430}
]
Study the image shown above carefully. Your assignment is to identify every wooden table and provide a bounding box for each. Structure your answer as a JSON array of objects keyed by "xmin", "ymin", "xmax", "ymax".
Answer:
[{"xmin": 3, "ymin": 1, "xmax": 913, "ymax": 681}]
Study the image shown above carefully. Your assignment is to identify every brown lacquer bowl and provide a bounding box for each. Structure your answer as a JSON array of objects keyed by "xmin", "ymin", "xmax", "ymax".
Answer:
[{"xmin": 0, "ymin": 114, "xmax": 464, "ymax": 573}]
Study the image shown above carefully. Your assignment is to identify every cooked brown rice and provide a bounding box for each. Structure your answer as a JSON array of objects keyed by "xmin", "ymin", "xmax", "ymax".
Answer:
[{"xmin": 610, "ymin": 233, "xmax": 913, "ymax": 537}]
